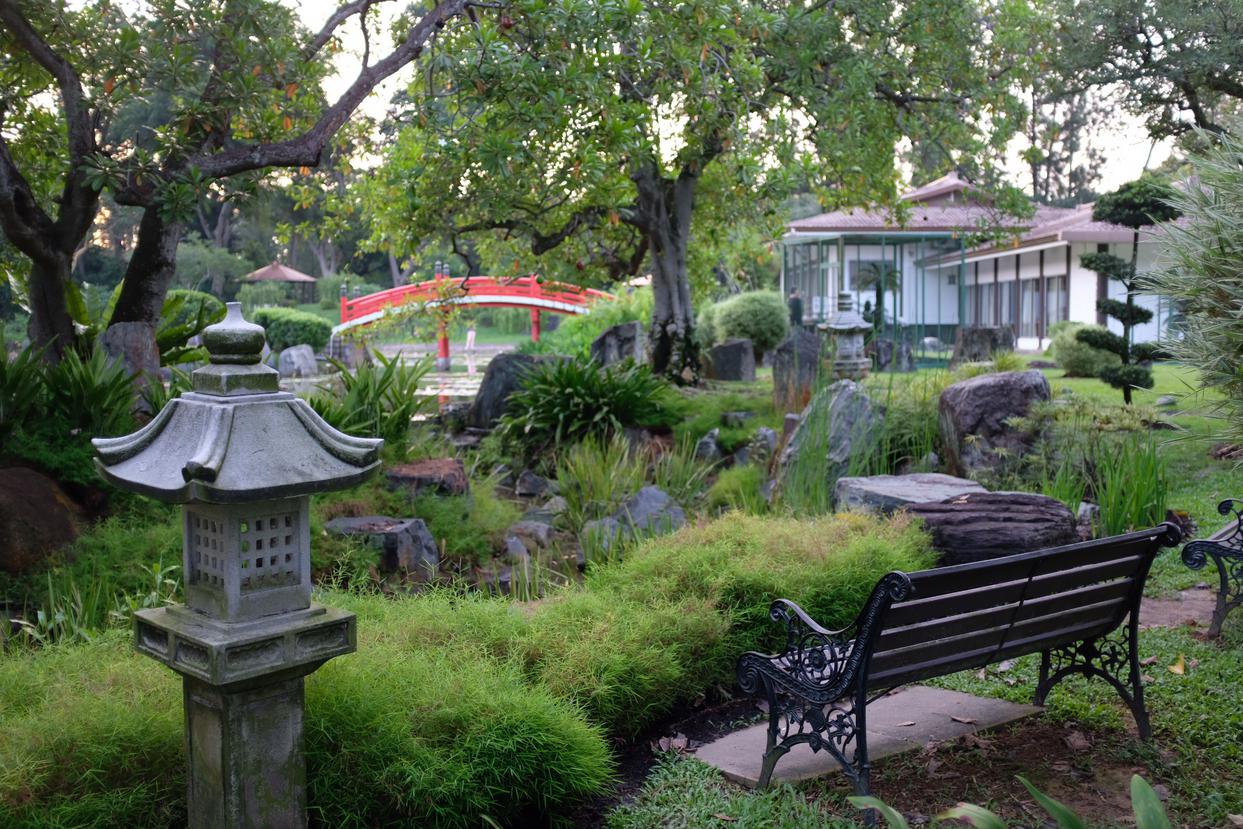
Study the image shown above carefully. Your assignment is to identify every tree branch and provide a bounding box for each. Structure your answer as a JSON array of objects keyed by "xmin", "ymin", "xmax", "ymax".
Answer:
[
  {"xmin": 0, "ymin": 0, "xmax": 93, "ymax": 162},
  {"xmin": 192, "ymin": 0, "xmax": 470, "ymax": 179}
]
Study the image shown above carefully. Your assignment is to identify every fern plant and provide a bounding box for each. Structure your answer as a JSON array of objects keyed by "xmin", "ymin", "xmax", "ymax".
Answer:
[{"xmin": 308, "ymin": 350, "xmax": 434, "ymax": 455}]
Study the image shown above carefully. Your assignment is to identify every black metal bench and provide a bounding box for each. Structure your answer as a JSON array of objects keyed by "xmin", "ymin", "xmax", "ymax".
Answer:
[
  {"xmin": 1182, "ymin": 498, "xmax": 1243, "ymax": 637},
  {"xmin": 736, "ymin": 522, "xmax": 1182, "ymax": 795}
]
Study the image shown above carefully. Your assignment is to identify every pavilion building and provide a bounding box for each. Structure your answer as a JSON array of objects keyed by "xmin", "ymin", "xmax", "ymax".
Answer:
[{"xmin": 780, "ymin": 173, "xmax": 1172, "ymax": 353}]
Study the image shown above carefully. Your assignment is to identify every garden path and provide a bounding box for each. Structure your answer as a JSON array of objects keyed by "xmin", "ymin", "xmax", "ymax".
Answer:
[{"xmin": 696, "ymin": 685, "xmax": 1040, "ymax": 787}]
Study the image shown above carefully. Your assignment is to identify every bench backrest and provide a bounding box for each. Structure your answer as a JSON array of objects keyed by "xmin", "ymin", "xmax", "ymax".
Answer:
[{"xmin": 865, "ymin": 524, "xmax": 1178, "ymax": 691}]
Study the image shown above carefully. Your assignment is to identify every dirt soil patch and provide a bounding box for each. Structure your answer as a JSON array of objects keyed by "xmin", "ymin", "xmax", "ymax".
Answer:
[{"xmin": 844, "ymin": 720, "xmax": 1163, "ymax": 826}]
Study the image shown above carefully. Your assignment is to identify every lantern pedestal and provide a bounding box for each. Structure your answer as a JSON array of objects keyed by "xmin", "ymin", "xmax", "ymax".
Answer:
[{"xmin": 135, "ymin": 603, "xmax": 356, "ymax": 829}]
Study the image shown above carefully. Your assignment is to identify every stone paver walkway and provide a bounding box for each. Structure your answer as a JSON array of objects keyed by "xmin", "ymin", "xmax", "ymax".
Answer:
[{"xmin": 696, "ymin": 685, "xmax": 1041, "ymax": 788}]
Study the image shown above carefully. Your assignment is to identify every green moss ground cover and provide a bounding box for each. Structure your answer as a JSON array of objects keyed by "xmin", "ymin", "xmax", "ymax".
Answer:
[{"xmin": 0, "ymin": 512, "xmax": 931, "ymax": 828}]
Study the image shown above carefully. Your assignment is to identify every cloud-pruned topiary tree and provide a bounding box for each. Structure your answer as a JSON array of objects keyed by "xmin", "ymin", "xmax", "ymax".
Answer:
[{"xmin": 1076, "ymin": 177, "xmax": 1180, "ymax": 404}]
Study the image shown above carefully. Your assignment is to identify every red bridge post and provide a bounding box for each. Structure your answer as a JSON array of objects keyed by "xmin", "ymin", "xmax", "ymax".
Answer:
[{"xmin": 530, "ymin": 309, "xmax": 541, "ymax": 342}]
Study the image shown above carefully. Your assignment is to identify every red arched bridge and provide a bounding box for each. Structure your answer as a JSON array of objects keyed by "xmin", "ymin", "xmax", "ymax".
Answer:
[{"xmin": 334, "ymin": 271, "xmax": 615, "ymax": 367}]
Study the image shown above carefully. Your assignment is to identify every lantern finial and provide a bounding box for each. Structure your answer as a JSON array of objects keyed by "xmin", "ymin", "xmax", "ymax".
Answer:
[{"xmin": 202, "ymin": 301, "xmax": 266, "ymax": 365}]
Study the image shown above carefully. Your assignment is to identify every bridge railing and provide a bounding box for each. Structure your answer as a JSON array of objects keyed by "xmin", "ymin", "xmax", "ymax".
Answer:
[{"xmin": 339, "ymin": 275, "xmax": 615, "ymax": 324}]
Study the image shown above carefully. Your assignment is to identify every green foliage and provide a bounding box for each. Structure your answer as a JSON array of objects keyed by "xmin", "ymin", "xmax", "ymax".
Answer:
[
  {"xmin": 0, "ymin": 344, "xmax": 45, "ymax": 442},
  {"xmin": 705, "ymin": 464, "xmax": 769, "ymax": 515},
  {"xmin": 498, "ymin": 359, "xmax": 671, "ymax": 457},
  {"xmin": 237, "ymin": 281, "xmax": 292, "ymax": 312},
  {"xmin": 42, "ymin": 347, "xmax": 134, "ymax": 437},
  {"xmin": 608, "ymin": 755, "xmax": 852, "ymax": 829},
  {"xmin": 1092, "ymin": 177, "xmax": 1181, "ymax": 229},
  {"xmin": 251, "ymin": 306, "xmax": 333, "ymax": 351},
  {"xmin": 158, "ymin": 289, "xmax": 226, "ymax": 364},
  {"xmin": 173, "ymin": 239, "xmax": 254, "ymax": 298},
  {"xmin": 1050, "ymin": 322, "xmax": 1120, "ymax": 377},
  {"xmin": 1079, "ymin": 251, "xmax": 1135, "ymax": 285},
  {"xmin": 1093, "ymin": 433, "xmax": 1168, "ymax": 535},
  {"xmin": 648, "ymin": 437, "xmax": 713, "ymax": 509},
  {"xmin": 308, "ymin": 351, "xmax": 434, "ymax": 456},
  {"xmin": 713, "ymin": 291, "xmax": 789, "ymax": 360},
  {"xmin": 521, "ymin": 289, "xmax": 652, "ymax": 360},
  {"xmin": 1143, "ymin": 128, "xmax": 1243, "ymax": 442},
  {"xmin": 852, "ymin": 773, "xmax": 1172, "ymax": 829},
  {"xmin": 556, "ymin": 435, "xmax": 647, "ymax": 532},
  {"xmin": 0, "ymin": 510, "xmax": 932, "ymax": 825},
  {"xmin": 1075, "ymin": 324, "xmax": 1127, "ymax": 357},
  {"xmin": 696, "ymin": 301, "xmax": 720, "ymax": 350},
  {"xmin": 409, "ymin": 476, "xmax": 522, "ymax": 566},
  {"xmin": 1100, "ymin": 362, "xmax": 1156, "ymax": 392}
]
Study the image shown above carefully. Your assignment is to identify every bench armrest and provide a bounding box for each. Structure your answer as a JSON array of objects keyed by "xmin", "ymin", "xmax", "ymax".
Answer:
[{"xmin": 737, "ymin": 573, "xmax": 913, "ymax": 705}]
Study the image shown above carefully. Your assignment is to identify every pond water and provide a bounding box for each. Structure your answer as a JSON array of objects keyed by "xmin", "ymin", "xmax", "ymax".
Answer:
[{"xmin": 281, "ymin": 343, "xmax": 512, "ymax": 404}]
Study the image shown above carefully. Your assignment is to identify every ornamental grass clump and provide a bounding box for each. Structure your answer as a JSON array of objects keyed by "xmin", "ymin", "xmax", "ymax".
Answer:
[
  {"xmin": 0, "ymin": 511, "xmax": 932, "ymax": 824},
  {"xmin": 499, "ymin": 358, "xmax": 672, "ymax": 457}
]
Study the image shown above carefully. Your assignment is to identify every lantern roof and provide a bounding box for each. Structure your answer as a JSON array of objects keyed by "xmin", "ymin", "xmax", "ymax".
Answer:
[
  {"xmin": 821, "ymin": 292, "xmax": 871, "ymax": 333},
  {"xmin": 93, "ymin": 303, "xmax": 383, "ymax": 504}
]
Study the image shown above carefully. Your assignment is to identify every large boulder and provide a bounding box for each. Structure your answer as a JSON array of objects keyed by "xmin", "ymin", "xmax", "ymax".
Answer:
[
  {"xmin": 903, "ymin": 492, "xmax": 1078, "ymax": 565},
  {"xmin": 834, "ymin": 472, "xmax": 986, "ymax": 513},
  {"xmin": 939, "ymin": 369, "xmax": 1050, "ymax": 477},
  {"xmin": 580, "ymin": 485, "xmax": 686, "ymax": 560},
  {"xmin": 0, "ymin": 468, "xmax": 84, "ymax": 575},
  {"xmin": 278, "ymin": 343, "xmax": 319, "ymax": 378},
  {"xmin": 466, "ymin": 352, "xmax": 541, "ymax": 429},
  {"xmin": 776, "ymin": 380, "xmax": 882, "ymax": 491},
  {"xmin": 772, "ymin": 328, "xmax": 823, "ymax": 412},
  {"xmin": 867, "ymin": 338, "xmax": 916, "ymax": 373},
  {"xmin": 704, "ymin": 338, "xmax": 756, "ymax": 382},
  {"xmin": 950, "ymin": 326, "xmax": 1016, "ymax": 367},
  {"xmin": 386, "ymin": 458, "xmax": 470, "ymax": 496},
  {"xmin": 590, "ymin": 321, "xmax": 645, "ymax": 366},
  {"xmin": 323, "ymin": 516, "xmax": 439, "ymax": 580}
]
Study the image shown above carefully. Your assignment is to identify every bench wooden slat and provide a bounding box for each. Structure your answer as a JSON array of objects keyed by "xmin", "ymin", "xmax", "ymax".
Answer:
[
  {"xmin": 868, "ymin": 612, "xmax": 1121, "ymax": 689},
  {"xmin": 885, "ymin": 555, "xmax": 1145, "ymax": 629},
  {"xmin": 868, "ymin": 596, "xmax": 1126, "ymax": 685},
  {"xmin": 901, "ymin": 531, "xmax": 1160, "ymax": 602},
  {"xmin": 876, "ymin": 578, "xmax": 1136, "ymax": 652}
]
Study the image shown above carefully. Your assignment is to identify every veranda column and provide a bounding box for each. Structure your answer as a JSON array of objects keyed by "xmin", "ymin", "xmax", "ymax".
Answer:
[{"xmin": 92, "ymin": 303, "xmax": 383, "ymax": 828}]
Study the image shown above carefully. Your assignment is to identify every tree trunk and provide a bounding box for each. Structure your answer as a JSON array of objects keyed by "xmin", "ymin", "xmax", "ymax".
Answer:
[
  {"xmin": 26, "ymin": 254, "xmax": 77, "ymax": 358},
  {"xmin": 104, "ymin": 207, "xmax": 183, "ymax": 379},
  {"xmin": 634, "ymin": 161, "xmax": 698, "ymax": 384}
]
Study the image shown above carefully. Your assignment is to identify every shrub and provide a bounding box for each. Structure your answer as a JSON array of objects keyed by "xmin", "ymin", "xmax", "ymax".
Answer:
[
  {"xmin": 1050, "ymin": 321, "xmax": 1121, "ymax": 377},
  {"xmin": 0, "ymin": 623, "xmax": 613, "ymax": 829},
  {"xmin": 712, "ymin": 290, "xmax": 789, "ymax": 362},
  {"xmin": 0, "ymin": 344, "xmax": 45, "ymax": 442},
  {"xmin": 522, "ymin": 288, "xmax": 652, "ymax": 360},
  {"xmin": 696, "ymin": 301, "xmax": 720, "ymax": 350},
  {"xmin": 237, "ymin": 280, "xmax": 290, "ymax": 311},
  {"xmin": 252, "ymin": 306, "xmax": 333, "ymax": 351},
  {"xmin": 1091, "ymin": 432, "xmax": 1169, "ymax": 536},
  {"xmin": 42, "ymin": 346, "xmax": 135, "ymax": 437},
  {"xmin": 498, "ymin": 359, "xmax": 671, "ymax": 457},
  {"xmin": 308, "ymin": 350, "xmax": 434, "ymax": 454}
]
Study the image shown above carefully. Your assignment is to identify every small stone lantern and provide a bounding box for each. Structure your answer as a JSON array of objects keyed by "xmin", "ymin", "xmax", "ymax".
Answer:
[
  {"xmin": 819, "ymin": 292, "xmax": 872, "ymax": 380},
  {"xmin": 92, "ymin": 303, "xmax": 382, "ymax": 829}
]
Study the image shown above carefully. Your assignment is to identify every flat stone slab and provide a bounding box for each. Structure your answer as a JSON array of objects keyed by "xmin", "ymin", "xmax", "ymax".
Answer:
[
  {"xmin": 834, "ymin": 473, "xmax": 987, "ymax": 513},
  {"xmin": 696, "ymin": 685, "xmax": 1041, "ymax": 788}
]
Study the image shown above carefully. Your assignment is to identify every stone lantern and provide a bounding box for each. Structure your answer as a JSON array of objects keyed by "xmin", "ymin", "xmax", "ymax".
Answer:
[
  {"xmin": 92, "ymin": 303, "xmax": 382, "ymax": 829},
  {"xmin": 819, "ymin": 292, "xmax": 872, "ymax": 380}
]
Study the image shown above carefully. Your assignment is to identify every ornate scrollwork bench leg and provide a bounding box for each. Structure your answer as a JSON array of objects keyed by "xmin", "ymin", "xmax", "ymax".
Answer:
[
  {"xmin": 1035, "ymin": 612, "xmax": 1151, "ymax": 738},
  {"xmin": 1182, "ymin": 498, "xmax": 1243, "ymax": 638}
]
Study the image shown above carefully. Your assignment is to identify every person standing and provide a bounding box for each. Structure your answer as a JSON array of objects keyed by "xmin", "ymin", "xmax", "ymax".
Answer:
[
  {"xmin": 788, "ymin": 287, "xmax": 804, "ymax": 327},
  {"xmin": 465, "ymin": 319, "xmax": 477, "ymax": 352}
]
